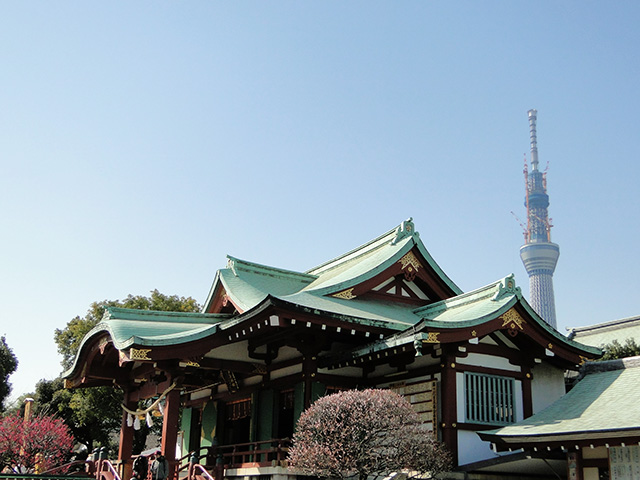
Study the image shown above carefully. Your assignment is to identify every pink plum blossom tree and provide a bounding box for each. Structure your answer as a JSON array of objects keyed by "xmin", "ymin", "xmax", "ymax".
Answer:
[
  {"xmin": 0, "ymin": 414, "xmax": 74, "ymax": 473},
  {"xmin": 288, "ymin": 389, "xmax": 451, "ymax": 480}
]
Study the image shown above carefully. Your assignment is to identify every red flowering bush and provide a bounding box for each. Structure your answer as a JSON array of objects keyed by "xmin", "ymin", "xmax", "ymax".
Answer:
[
  {"xmin": 288, "ymin": 389, "xmax": 451, "ymax": 480},
  {"xmin": 0, "ymin": 414, "xmax": 74, "ymax": 473}
]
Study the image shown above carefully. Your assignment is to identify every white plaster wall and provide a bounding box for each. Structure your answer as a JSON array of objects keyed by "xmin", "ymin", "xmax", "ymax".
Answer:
[
  {"xmin": 531, "ymin": 362, "xmax": 565, "ymax": 413},
  {"xmin": 457, "ymin": 430, "xmax": 497, "ymax": 466},
  {"xmin": 456, "ymin": 353, "xmax": 521, "ymax": 372},
  {"xmin": 514, "ymin": 379, "xmax": 524, "ymax": 422}
]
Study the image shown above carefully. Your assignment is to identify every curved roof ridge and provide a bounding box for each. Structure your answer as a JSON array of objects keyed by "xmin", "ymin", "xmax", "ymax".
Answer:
[
  {"xmin": 306, "ymin": 218, "xmax": 415, "ymax": 276},
  {"xmin": 413, "ymin": 274, "xmax": 519, "ymax": 317},
  {"xmin": 517, "ymin": 299, "xmax": 603, "ymax": 355},
  {"xmin": 227, "ymin": 255, "xmax": 317, "ymax": 282},
  {"xmin": 567, "ymin": 314, "xmax": 640, "ymax": 337},
  {"xmin": 105, "ymin": 306, "xmax": 230, "ymax": 323}
]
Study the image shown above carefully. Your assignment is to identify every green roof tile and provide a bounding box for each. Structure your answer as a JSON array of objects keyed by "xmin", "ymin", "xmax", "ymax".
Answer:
[
  {"xmin": 567, "ymin": 315, "xmax": 640, "ymax": 349},
  {"xmin": 481, "ymin": 357, "xmax": 640, "ymax": 441}
]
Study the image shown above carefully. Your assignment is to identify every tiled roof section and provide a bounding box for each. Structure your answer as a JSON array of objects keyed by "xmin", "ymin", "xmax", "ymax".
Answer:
[
  {"xmin": 61, "ymin": 307, "xmax": 231, "ymax": 380},
  {"xmin": 480, "ymin": 356, "xmax": 640, "ymax": 441},
  {"xmin": 303, "ymin": 218, "xmax": 461, "ymax": 296},
  {"xmin": 219, "ymin": 256, "xmax": 317, "ymax": 312},
  {"xmin": 567, "ymin": 315, "xmax": 640, "ymax": 348},
  {"xmin": 320, "ymin": 275, "xmax": 601, "ymax": 365},
  {"xmin": 204, "ymin": 219, "xmax": 461, "ymax": 315},
  {"xmin": 100, "ymin": 307, "xmax": 229, "ymax": 348},
  {"xmin": 277, "ymin": 292, "xmax": 420, "ymax": 330},
  {"xmin": 412, "ymin": 275, "xmax": 520, "ymax": 327},
  {"xmin": 411, "ymin": 275, "xmax": 597, "ymax": 355}
]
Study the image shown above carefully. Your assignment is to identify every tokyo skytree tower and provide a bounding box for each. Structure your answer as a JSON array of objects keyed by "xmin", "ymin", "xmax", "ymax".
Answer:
[{"xmin": 519, "ymin": 110, "xmax": 560, "ymax": 329}]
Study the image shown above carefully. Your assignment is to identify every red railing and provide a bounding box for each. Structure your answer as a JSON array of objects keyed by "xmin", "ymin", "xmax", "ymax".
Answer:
[
  {"xmin": 181, "ymin": 438, "xmax": 291, "ymax": 480},
  {"xmin": 38, "ymin": 460, "xmax": 94, "ymax": 477},
  {"xmin": 188, "ymin": 464, "xmax": 215, "ymax": 480},
  {"xmin": 95, "ymin": 460, "xmax": 121, "ymax": 480}
]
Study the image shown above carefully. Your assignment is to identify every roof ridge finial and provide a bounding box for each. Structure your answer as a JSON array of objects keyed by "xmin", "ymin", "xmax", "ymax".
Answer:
[
  {"xmin": 391, "ymin": 217, "xmax": 415, "ymax": 245},
  {"xmin": 491, "ymin": 274, "xmax": 521, "ymax": 301}
]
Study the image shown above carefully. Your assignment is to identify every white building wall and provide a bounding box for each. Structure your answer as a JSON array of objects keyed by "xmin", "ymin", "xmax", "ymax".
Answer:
[
  {"xmin": 456, "ymin": 353, "xmax": 521, "ymax": 372},
  {"xmin": 457, "ymin": 430, "xmax": 496, "ymax": 465},
  {"xmin": 531, "ymin": 362, "xmax": 565, "ymax": 413}
]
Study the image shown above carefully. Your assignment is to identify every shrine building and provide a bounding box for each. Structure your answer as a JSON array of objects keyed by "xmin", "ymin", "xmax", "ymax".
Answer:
[{"xmin": 63, "ymin": 218, "xmax": 600, "ymax": 480}]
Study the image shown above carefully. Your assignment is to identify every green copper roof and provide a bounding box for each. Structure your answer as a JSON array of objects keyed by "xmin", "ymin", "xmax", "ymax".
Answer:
[
  {"xmin": 320, "ymin": 275, "xmax": 601, "ymax": 365},
  {"xmin": 100, "ymin": 307, "xmax": 229, "ymax": 349},
  {"xmin": 219, "ymin": 257, "xmax": 317, "ymax": 312},
  {"xmin": 303, "ymin": 218, "xmax": 461, "ymax": 296},
  {"xmin": 567, "ymin": 315, "xmax": 640, "ymax": 349},
  {"xmin": 480, "ymin": 357, "xmax": 640, "ymax": 443},
  {"xmin": 62, "ymin": 307, "xmax": 231, "ymax": 380},
  {"xmin": 206, "ymin": 218, "xmax": 462, "ymax": 317},
  {"xmin": 413, "ymin": 275, "xmax": 520, "ymax": 327}
]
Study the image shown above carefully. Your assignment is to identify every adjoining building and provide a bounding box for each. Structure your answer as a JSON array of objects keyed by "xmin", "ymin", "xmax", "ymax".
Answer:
[
  {"xmin": 479, "ymin": 355, "xmax": 640, "ymax": 480},
  {"xmin": 63, "ymin": 219, "xmax": 599, "ymax": 480},
  {"xmin": 567, "ymin": 315, "xmax": 640, "ymax": 349}
]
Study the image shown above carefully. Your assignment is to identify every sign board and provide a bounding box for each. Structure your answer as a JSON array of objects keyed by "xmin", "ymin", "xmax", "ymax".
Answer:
[{"xmin": 610, "ymin": 445, "xmax": 640, "ymax": 480}]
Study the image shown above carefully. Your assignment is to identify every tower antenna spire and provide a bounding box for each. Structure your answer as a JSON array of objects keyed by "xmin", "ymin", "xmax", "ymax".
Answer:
[{"xmin": 528, "ymin": 109, "xmax": 539, "ymax": 171}]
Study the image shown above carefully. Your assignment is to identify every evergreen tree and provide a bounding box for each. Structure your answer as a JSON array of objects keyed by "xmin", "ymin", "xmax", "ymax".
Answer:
[{"xmin": 0, "ymin": 336, "xmax": 18, "ymax": 412}]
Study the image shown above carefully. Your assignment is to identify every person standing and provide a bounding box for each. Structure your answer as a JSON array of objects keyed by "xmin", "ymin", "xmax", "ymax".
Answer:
[
  {"xmin": 131, "ymin": 454, "xmax": 148, "ymax": 480},
  {"xmin": 150, "ymin": 451, "xmax": 169, "ymax": 480}
]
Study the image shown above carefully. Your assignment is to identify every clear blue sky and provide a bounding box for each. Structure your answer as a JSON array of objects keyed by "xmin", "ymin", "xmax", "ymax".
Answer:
[{"xmin": 2, "ymin": 1, "xmax": 639, "ymax": 401}]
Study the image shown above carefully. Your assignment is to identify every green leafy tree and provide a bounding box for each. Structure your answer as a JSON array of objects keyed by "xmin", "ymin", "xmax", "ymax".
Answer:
[
  {"xmin": 43, "ymin": 290, "xmax": 201, "ymax": 451},
  {"xmin": 0, "ymin": 336, "xmax": 18, "ymax": 412},
  {"xmin": 599, "ymin": 338, "xmax": 640, "ymax": 360},
  {"xmin": 288, "ymin": 389, "xmax": 451, "ymax": 480}
]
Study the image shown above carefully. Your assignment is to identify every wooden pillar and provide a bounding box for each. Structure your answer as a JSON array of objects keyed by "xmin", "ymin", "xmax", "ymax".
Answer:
[
  {"xmin": 161, "ymin": 388, "xmax": 181, "ymax": 477},
  {"xmin": 302, "ymin": 353, "xmax": 318, "ymax": 409},
  {"xmin": 567, "ymin": 450, "xmax": 583, "ymax": 480},
  {"xmin": 440, "ymin": 349, "xmax": 458, "ymax": 466},
  {"xmin": 118, "ymin": 391, "xmax": 135, "ymax": 480},
  {"xmin": 522, "ymin": 369, "xmax": 533, "ymax": 419}
]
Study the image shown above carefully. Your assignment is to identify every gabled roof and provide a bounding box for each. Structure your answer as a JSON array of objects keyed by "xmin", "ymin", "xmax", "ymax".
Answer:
[
  {"xmin": 98, "ymin": 307, "xmax": 229, "ymax": 348},
  {"xmin": 478, "ymin": 356, "xmax": 640, "ymax": 446},
  {"xmin": 567, "ymin": 315, "xmax": 640, "ymax": 349},
  {"xmin": 301, "ymin": 219, "xmax": 461, "ymax": 297},
  {"xmin": 62, "ymin": 307, "xmax": 230, "ymax": 380},
  {"xmin": 203, "ymin": 218, "xmax": 461, "ymax": 318},
  {"xmin": 412, "ymin": 274, "xmax": 520, "ymax": 326},
  {"xmin": 319, "ymin": 275, "xmax": 601, "ymax": 369}
]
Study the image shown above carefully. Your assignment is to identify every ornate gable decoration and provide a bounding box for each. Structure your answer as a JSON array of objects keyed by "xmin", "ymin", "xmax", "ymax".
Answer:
[
  {"xmin": 398, "ymin": 251, "xmax": 422, "ymax": 282},
  {"xmin": 332, "ymin": 288, "xmax": 356, "ymax": 300},
  {"xmin": 500, "ymin": 308, "xmax": 527, "ymax": 337}
]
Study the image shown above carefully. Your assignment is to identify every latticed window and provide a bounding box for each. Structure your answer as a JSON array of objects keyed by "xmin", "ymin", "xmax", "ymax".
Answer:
[
  {"xmin": 225, "ymin": 398, "xmax": 251, "ymax": 421},
  {"xmin": 464, "ymin": 372, "xmax": 515, "ymax": 425},
  {"xmin": 280, "ymin": 389, "xmax": 295, "ymax": 410},
  {"xmin": 325, "ymin": 386, "xmax": 348, "ymax": 395}
]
